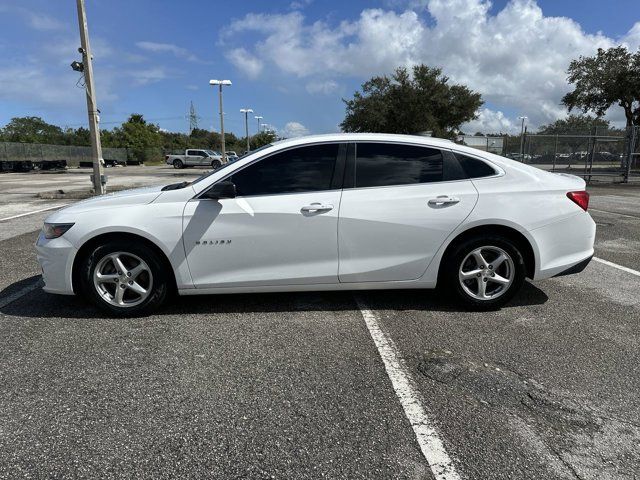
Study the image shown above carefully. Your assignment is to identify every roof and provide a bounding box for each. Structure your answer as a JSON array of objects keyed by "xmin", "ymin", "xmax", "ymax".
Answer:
[{"xmin": 273, "ymin": 133, "xmax": 454, "ymax": 148}]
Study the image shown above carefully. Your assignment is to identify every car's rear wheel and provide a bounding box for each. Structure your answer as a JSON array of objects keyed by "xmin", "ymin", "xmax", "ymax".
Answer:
[
  {"xmin": 442, "ymin": 235, "xmax": 525, "ymax": 310},
  {"xmin": 211, "ymin": 159, "xmax": 222, "ymax": 169},
  {"xmin": 80, "ymin": 241, "xmax": 169, "ymax": 316},
  {"xmin": 173, "ymin": 159, "xmax": 183, "ymax": 169}
]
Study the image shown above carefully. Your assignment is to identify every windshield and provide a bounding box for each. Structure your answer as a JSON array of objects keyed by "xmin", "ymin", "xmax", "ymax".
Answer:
[{"xmin": 205, "ymin": 150, "xmax": 217, "ymax": 156}]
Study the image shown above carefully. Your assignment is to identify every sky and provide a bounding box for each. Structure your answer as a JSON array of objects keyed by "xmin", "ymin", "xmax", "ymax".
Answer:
[{"xmin": 0, "ymin": 0, "xmax": 638, "ymax": 137}]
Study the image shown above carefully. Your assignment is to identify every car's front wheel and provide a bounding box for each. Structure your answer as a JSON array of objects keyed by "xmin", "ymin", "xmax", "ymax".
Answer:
[
  {"xmin": 80, "ymin": 241, "xmax": 169, "ymax": 316},
  {"xmin": 442, "ymin": 235, "xmax": 525, "ymax": 310},
  {"xmin": 211, "ymin": 159, "xmax": 222, "ymax": 169}
]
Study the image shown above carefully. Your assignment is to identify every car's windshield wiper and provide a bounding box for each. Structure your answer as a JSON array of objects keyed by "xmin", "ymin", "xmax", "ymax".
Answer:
[{"xmin": 161, "ymin": 181, "xmax": 189, "ymax": 191}]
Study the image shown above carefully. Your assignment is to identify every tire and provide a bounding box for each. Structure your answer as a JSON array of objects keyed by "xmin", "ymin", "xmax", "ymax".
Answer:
[
  {"xmin": 442, "ymin": 235, "xmax": 525, "ymax": 310},
  {"xmin": 211, "ymin": 159, "xmax": 222, "ymax": 169},
  {"xmin": 80, "ymin": 240, "xmax": 169, "ymax": 316},
  {"xmin": 173, "ymin": 159, "xmax": 184, "ymax": 169}
]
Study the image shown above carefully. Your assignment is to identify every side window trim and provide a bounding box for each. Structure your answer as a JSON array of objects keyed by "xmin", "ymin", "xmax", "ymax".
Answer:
[{"xmin": 198, "ymin": 142, "xmax": 346, "ymax": 199}]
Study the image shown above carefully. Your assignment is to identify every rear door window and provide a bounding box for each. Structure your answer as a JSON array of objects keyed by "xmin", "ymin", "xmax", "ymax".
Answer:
[{"xmin": 354, "ymin": 143, "xmax": 443, "ymax": 188}]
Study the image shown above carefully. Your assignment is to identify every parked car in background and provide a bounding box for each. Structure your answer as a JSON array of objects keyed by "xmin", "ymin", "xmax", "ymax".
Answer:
[
  {"xmin": 37, "ymin": 133, "xmax": 595, "ymax": 316},
  {"xmin": 165, "ymin": 149, "xmax": 224, "ymax": 169},
  {"xmin": 226, "ymin": 151, "xmax": 239, "ymax": 162}
]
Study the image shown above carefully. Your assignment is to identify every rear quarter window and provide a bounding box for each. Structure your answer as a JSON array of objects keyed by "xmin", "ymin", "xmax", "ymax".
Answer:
[{"xmin": 455, "ymin": 153, "xmax": 497, "ymax": 178}]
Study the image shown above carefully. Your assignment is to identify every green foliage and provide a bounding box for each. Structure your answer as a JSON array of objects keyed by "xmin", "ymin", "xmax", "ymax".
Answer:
[
  {"xmin": 538, "ymin": 114, "xmax": 611, "ymax": 136},
  {"xmin": 0, "ymin": 116, "xmax": 65, "ymax": 144},
  {"xmin": 340, "ymin": 65, "xmax": 483, "ymax": 138},
  {"xmin": 108, "ymin": 114, "xmax": 163, "ymax": 163},
  {"xmin": 562, "ymin": 46, "xmax": 640, "ymax": 127},
  {"xmin": 250, "ymin": 131, "xmax": 277, "ymax": 150}
]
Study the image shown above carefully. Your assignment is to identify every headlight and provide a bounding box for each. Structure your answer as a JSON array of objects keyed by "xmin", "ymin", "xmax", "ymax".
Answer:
[{"xmin": 43, "ymin": 223, "xmax": 74, "ymax": 239}]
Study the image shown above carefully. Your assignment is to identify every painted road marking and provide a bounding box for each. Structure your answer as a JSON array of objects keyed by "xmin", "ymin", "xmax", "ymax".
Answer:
[
  {"xmin": 593, "ymin": 257, "xmax": 640, "ymax": 277},
  {"xmin": 0, "ymin": 278, "xmax": 43, "ymax": 309},
  {"xmin": 0, "ymin": 204, "xmax": 68, "ymax": 222},
  {"xmin": 590, "ymin": 208, "xmax": 640, "ymax": 220},
  {"xmin": 356, "ymin": 297, "xmax": 461, "ymax": 480}
]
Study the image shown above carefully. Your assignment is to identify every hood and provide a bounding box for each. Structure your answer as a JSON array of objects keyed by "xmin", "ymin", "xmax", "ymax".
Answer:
[{"xmin": 54, "ymin": 185, "xmax": 164, "ymax": 216}]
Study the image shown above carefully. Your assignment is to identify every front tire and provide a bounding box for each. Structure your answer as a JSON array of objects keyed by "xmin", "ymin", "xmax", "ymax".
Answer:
[
  {"xmin": 80, "ymin": 241, "xmax": 169, "ymax": 316},
  {"xmin": 173, "ymin": 159, "xmax": 184, "ymax": 169},
  {"xmin": 442, "ymin": 235, "xmax": 525, "ymax": 310},
  {"xmin": 211, "ymin": 159, "xmax": 222, "ymax": 169}
]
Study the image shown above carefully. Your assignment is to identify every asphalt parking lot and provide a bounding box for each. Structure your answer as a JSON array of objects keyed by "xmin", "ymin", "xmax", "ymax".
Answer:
[{"xmin": 1, "ymin": 167, "xmax": 639, "ymax": 479}]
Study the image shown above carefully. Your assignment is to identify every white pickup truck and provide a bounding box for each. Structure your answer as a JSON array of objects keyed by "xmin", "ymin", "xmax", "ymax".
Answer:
[{"xmin": 165, "ymin": 149, "xmax": 224, "ymax": 169}]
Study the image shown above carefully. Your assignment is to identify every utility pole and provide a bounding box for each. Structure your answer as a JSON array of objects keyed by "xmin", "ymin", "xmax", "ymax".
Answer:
[
  {"xmin": 518, "ymin": 116, "xmax": 528, "ymax": 162},
  {"xmin": 209, "ymin": 80, "xmax": 231, "ymax": 162},
  {"xmin": 255, "ymin": 115, "xmax": 263, "ymax": 133},
  {"xmin": 75, "ymin": 0, "xmax": 104, "ymax": 194},
  {"xmin": 240, "ymin": 108, "xmax": 253, "ymax": 153}
]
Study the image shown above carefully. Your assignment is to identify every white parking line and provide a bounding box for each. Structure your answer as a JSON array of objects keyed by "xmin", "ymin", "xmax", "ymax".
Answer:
[
  {"xmin": 590, "ymin": 208, "xmax": 640, "ymax": 220},
  {"xmin": 0, "ymin": 204, "xmax": 68, "ymax": 222},
  {"xmin": 356, "ymin": 297, "xmax": 461, "ymax": 480},
  {"xmin": 593, "ymin": 257, "xmax": 640, "ymax": 277}
]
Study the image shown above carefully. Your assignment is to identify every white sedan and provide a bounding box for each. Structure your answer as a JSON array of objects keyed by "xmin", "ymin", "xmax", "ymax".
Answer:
[{"xmin": 36, "ymin": 133, "xmax": 595, "ymax": 316}]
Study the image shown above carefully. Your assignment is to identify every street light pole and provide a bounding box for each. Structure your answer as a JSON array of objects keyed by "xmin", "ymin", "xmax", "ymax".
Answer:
[
  {"xmin": 254, "ymin": 115, "xmax": 263, "ymax": 133},
  {"xmin": 75, "ymin": 0, "xmax": 104, "ymax": 195},
  {"xmin": 209, "ymin": 79, "xmax": 232, "ymax": 162},
  {"xmin": 240, "ymin": 108, "xmax": 253, "ymax": 153},
  {"xmin": 518, "ymin": 116, "xmax": 528, "ymax": 161}
]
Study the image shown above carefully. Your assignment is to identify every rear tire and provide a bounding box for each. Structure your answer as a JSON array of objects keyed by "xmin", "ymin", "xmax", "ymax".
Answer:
[
  {"xmin": 80, "ymin": 241, "xmax": 169, "ymax": 316},
  {"xmin": 173, "ymin": 159, "xmax": 184, "ymax": 169},
  {"xmin": 442, "ymin": 235, "xmax": 525, "ymax": 310}
]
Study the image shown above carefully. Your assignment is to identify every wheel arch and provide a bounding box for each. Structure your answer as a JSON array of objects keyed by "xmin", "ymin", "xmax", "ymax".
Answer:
[
  {"xmin": 437, "ymin": 223, "xmax": 537, "ymax": 283},
  {"xmin": 71, "ymin": 231, "xmax": 178, "ymax": 295}
]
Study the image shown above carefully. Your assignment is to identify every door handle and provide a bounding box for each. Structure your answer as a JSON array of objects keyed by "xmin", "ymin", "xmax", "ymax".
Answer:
[
  {"xmin": 428, "ymin": 195, "xmax": 460, "ymax": 206},
  {"xmin": 301, "ymin": 203, "xmax": 334, "ymax": 213}
]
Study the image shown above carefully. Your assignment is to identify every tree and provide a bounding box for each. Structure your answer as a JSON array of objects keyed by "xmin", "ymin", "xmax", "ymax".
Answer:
[
  {"xmin": 111, "ymin": 114, "xmax": 162, "ymax": 163},
  {"xmin": 250, "ymin": 131, "xmax": 277, "ymax": 150},
  {"xmin": 1, "ymin": 116, "xmax": 65, "ymax": 144},
  {"xmin": 340, "ymin": 65, "xmax": 483, "ymax": 138},
  {"xmin": 537, "ymin": 115, "xmax": 612, "ymax": 166},
  {"xmin": 562, "ymin": 46, "xmax": 640, "ymax": 128},
  {"xmin": 538, "ymin": 114, "xmax": 610, "ymax": 136}
]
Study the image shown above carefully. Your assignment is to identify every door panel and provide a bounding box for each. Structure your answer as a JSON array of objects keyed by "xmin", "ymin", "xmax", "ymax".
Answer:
[
  {"xmin": 183, "ymin": 191, "xmax": 341, "ymax": 288},
  {"xmin": 338, "ymin": 181, "xmax": 478, "ymax": 282}
]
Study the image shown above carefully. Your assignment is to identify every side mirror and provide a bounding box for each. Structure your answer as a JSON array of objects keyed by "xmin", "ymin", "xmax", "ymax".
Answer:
[{"xmin": 203, "ymin": 180, "xmax": 236, "ymax": 200}]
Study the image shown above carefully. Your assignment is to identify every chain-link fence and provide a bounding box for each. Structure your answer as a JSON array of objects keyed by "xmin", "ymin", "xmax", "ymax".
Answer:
[
  {"xmin": 460, "ymin": 128, "xmax": 639, "ymax": 183},
  {"xmin": 0, "ymin": 142, "xmax": 128, "ymax": 171}
]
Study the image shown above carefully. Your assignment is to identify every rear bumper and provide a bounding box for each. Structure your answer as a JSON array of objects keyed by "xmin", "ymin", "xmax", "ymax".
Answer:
[
  {"xmin": 531, "ymin": 212, "xmax": 596, "ymax": 280},
  {"xmin": 553, "ymin": 255, "xmax": 593, "ymax": 277},
  {"xmin": 35, "ymin": 231, "xmax": 76, "ymax": 295}
]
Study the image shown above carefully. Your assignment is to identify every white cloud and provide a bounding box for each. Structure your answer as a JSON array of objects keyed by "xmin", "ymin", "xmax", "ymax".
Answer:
[
  {"xmin": 281, "ymin": 121, "xmax": 310, "ymax": 137},
  {"xmin": 128, "ymin": 67, "xmax": 169, "ymax": 86},
  {"xmin": 136, "ymin": 41, "xmax": 198, "ymax": 62},
  {"xmin": 224, "ymin": 0, "xmax": 639, "ymax": 131},
  {"xmin": 461, "ymin": 109, "xmax": 518, "ymax": 134},
  {"xmin": 226, "ymin": 48, "xmax": 264, "ymax": 79},
  {"xmin": 306, "ymin": 80, "xmax": 339, "ymax": 95},
  {"xmin": 0, "ymin": 6, "xmax": 63, "ymax": 31}
]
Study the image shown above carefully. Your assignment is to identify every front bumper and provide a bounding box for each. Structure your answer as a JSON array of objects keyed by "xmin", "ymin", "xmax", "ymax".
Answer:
[{"xmin": 35, "ymin": 231, "xmax": 77, "ymax": 295}]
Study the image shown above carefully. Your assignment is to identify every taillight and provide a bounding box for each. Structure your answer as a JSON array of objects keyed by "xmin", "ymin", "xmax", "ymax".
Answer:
[{"xmin": 567, "ymin": 190, "xmax": 589, "ymax": 211}]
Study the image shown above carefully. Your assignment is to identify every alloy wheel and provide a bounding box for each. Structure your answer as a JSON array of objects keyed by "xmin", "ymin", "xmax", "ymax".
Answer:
[
  {"xmin": 93, "ymin": 251, "xmax": 153, "ymax": 307},
  {"xmin": 458, "ymin": 246, "xmax": 515, "ymax": 301}
]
